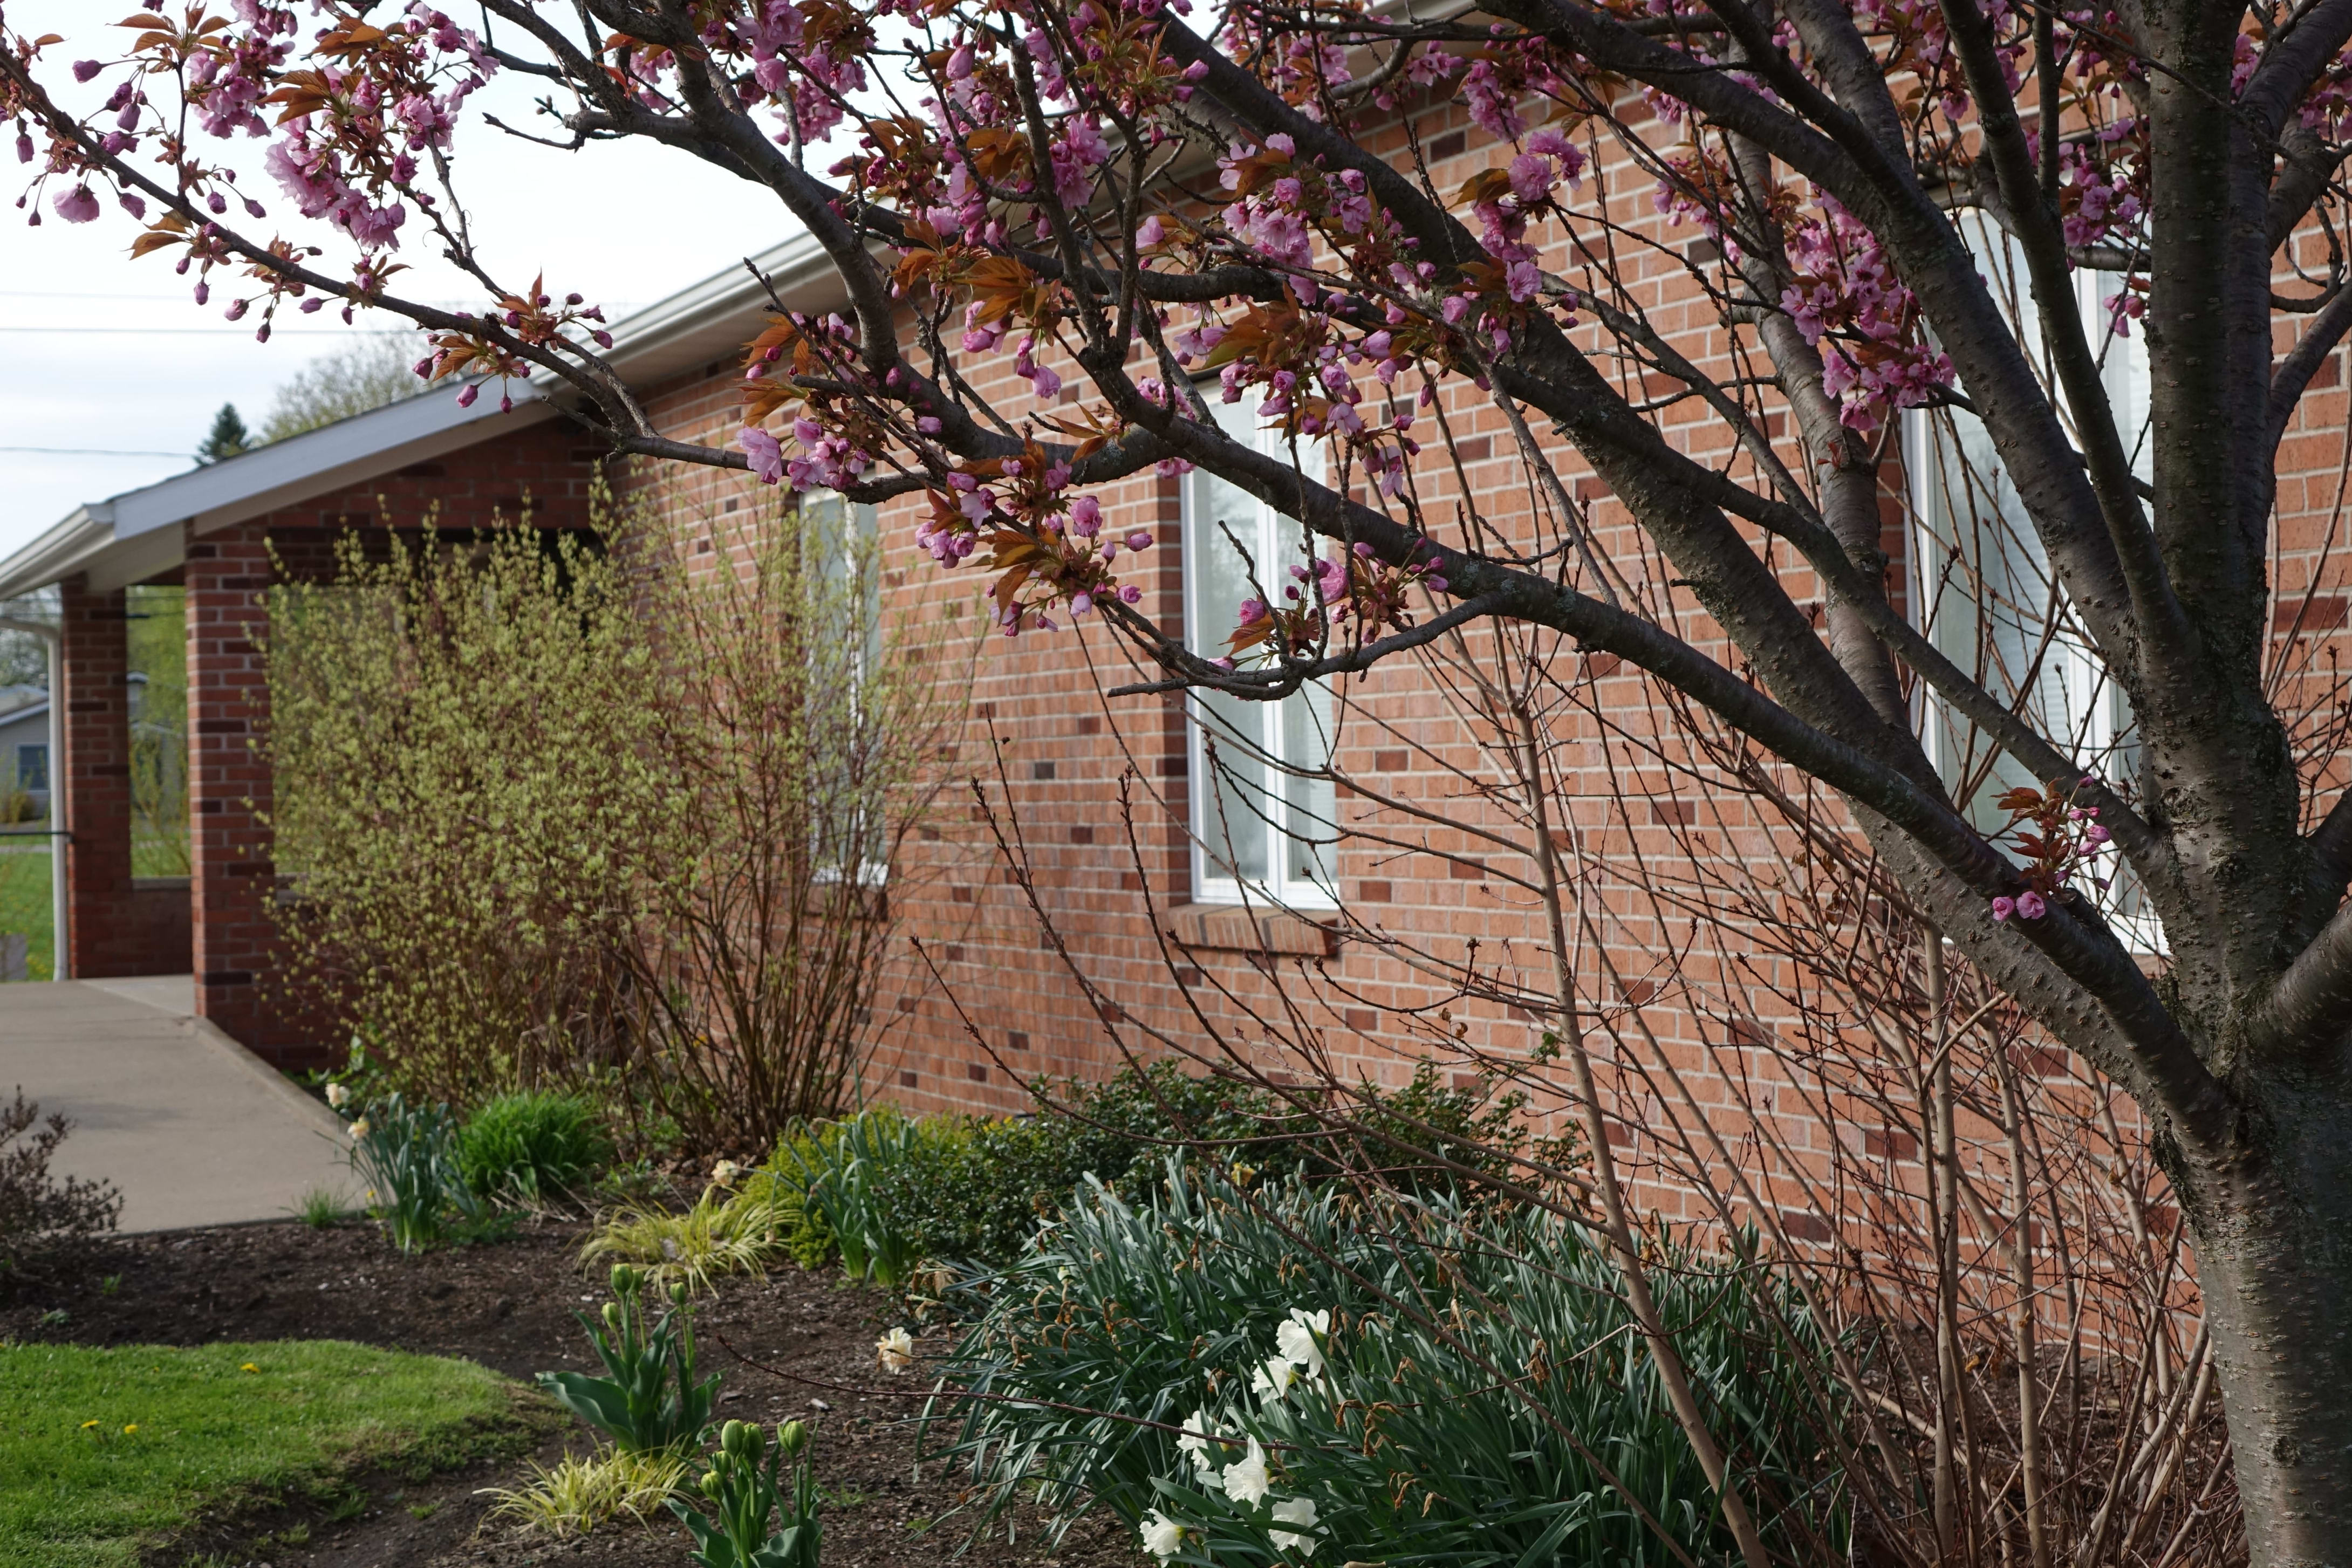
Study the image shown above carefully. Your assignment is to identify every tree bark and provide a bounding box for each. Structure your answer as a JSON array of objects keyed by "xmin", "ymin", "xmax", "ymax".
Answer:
[{"xmin": 2174, "ymin": 1055, "xmax": 2352, "ymax": 1564}]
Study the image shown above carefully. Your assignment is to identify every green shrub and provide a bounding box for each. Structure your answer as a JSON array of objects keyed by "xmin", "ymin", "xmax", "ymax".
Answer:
[
  {"xmin": 777, "ymin": 1062, "xmax": 1548, "ymax": 1281},
  {"xmin": 928, "ymin": 1162, "xmax": 1842, "ymax": 1567},
  {"xmin": 460, "ymin": 1091, "xmax": 614, "ymax": 1205}
]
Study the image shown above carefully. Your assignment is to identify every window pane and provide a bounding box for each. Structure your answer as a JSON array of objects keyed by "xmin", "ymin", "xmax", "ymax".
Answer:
[
  {"xmin": 1282, "ymin": 684, "xmax": 1334, "ymax": 886},
  {"xmin": 15, "ymin": 744, "xmax": 46, "ymax": 792},
  {"xmin": 1198, "ymin": 689, "xmax": 1273, "ymax": 884}
]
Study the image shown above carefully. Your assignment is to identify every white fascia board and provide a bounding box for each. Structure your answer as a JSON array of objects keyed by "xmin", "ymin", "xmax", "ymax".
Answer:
[{"xmin": 0, "ymin": 508, "xmax": 117, "ymax": 603}]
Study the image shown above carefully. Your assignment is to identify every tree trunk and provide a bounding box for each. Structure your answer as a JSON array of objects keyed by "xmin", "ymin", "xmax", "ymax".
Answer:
[{"xmin": 2179, "ymin": 1055, "xmax": 2352, "ymax": 1565}]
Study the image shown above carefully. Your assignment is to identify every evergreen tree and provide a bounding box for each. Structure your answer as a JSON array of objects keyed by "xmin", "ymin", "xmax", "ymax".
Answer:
[{"xmin": 195, "ymin": 403, "xmax": 250, "ymax": 465}]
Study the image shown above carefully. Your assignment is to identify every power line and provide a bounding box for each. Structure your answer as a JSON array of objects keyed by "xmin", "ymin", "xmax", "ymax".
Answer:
[
  {"xmin": 0, "ymin": 446, "xmax": 190, "ymax": 457},
  {"xmin": 0, "ymin": 324, "xmax": 400, "ymax": 335}
]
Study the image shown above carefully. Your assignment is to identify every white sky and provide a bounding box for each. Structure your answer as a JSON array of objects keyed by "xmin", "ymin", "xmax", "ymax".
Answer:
[{"xmin": 0, "ymin": 3, "xmax": 797, "ymax": 562}]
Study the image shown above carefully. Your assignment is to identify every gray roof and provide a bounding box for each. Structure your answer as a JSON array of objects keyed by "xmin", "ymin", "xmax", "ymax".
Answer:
[{"xmin": 0, "ymin": 230, "xmax": 843, "ymax": 601}]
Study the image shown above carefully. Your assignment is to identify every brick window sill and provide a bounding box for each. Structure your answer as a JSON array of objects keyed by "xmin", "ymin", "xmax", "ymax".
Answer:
[{"xmin": 1164, "ymin": 901, "xmax": 1341, "ymax": 959}]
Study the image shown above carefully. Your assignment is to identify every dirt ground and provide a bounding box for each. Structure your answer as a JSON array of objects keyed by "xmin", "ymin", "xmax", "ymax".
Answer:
[{"xmin": 0, "ymin": 1220, "xmax": 1143, "ymax": 1568}]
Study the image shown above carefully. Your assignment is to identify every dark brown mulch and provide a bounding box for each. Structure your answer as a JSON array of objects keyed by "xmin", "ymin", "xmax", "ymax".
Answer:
[{"xmin": 0, "ymin": 1220, "xmax": 1142, "ymax": 1568}]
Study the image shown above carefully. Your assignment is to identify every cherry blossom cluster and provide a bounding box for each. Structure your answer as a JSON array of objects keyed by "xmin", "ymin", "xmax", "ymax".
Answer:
[
  {"xmin": 904, "ymin": 446, "xmax": 1153, "ymax": 638},
  {"xmin": 1226, "ymin": 538, "xmax": 1451, "ymax": 667},
  {"xmin": 1988, "ymin": 778, "xmax": 2115, "ymax": 923},
  {"xmin": 1779, "ymin": 197, "xmax": 1955, "ymax": 433}
]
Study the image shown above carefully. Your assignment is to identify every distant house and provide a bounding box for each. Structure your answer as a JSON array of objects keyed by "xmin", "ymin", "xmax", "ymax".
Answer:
[{"xmin": 0, "ymin": 685, "xmax": 49, "ymax": 819}]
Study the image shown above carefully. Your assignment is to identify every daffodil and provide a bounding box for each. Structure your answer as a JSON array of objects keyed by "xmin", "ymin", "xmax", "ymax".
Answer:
[
  {"xmin": 1251, "ymin": 1353, "xmax": 1298, "ymax": 1405},
  {"xmin": 1140, "ymin": 1510, "xmax": 1186, "ymax": 1560},
  {"xmin": 876, "ymin": 1325, "xmax": 915, "ymax": 1373},
  {"xmin": 348, "ymin": 1117, "xmax": 370, "ymax": 1140},
  {"xmin": 1176, "ymin": 1409, "xmax": 1225, "ymax": 1474},
  {"xmin": 1269, "ymin": 1495, "xmax": 1321, "ymax": 1554},
  {"xmin": 710, "ymin": 1158, "xmax": 743, "ymax": 1187},
  {"xmin": 1221, "ymin": 1438, "xmax": 1271, "ymax": 1505},
  {"xmin": 324, "ymin": 1082, "xmax": 352, "ymax": 1108},
  {"xmin": 1275, "ymin": 1309, "xmax": 1328, "ymax": 1379}
]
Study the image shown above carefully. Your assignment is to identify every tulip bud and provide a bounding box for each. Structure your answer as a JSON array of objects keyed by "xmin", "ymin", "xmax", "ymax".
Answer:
[
  {"xmin": 610, "ymin": 1264, "xmax": 636, "ymax": 1295},
  {"xmin": 777, "ymin": 1419, "xmax": 808, "ymax": 1455}
]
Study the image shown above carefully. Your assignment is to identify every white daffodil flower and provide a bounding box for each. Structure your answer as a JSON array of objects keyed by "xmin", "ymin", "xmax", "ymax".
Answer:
[
  {"xmin": 1177, "ymin": 1409, "xmax": 1223, "ymax": 1473},
  {"xmin": 1140, "ymin": 1510, "xmax": 1186, "ymax": 1560},
  {"xmin": 1252, "ymin": 1353, "xmax": 1299, "ymax": 1405},
  {"xmin": 876, "ymin": 1325, "xmax": 915, "ymax": 1372},
  {"xmin": 1275, "ymin": 1309, "xmax": 1329, "ymax": 1378},
  {"xmin": 1222, "ymin": 1438, "xmax": 1272, "ymax": 1505},
  {"xmin": 347, "ymin": 1118, "xmax": 370, "ymax": 1140},
  {"xmin": 1269, "ymin": 1495, "xmax": 1321, "ymax": 1554},
  {"xmin": 324, "ymin": 1083, "xmax": 351, "ymax": 1109}
]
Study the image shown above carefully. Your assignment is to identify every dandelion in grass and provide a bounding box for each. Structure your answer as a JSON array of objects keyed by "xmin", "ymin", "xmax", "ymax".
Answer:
[
  {"xmin": 122, "ymin": 1424, "xmax": 138, "ymax": 1435},
  {"xmin": 1269, "ymin": 1495, "xmax": 1320, "ymax": 1554},
  {"xmin": 1275, "ymin": 1308, "xmax": 1328, "ymax": 1378},
  {"xmin": 79, "ymin": 1420, "xmax": 98, "ymax": 1432},
  {"xmin": 876, "ymin": 1325, "xmax": 914, "ymax": 1373},
  {"xmin": 1140, "ymin": 1510, "xmax": 1186, "ymax": 1560},
  {"xmin": 240, "ymin": 1362, "xmax": 259, "ymax": 1373},
  {"xmin": 1221, "ymin": 1438, "xmax": 1271, "ymax": 1505}
]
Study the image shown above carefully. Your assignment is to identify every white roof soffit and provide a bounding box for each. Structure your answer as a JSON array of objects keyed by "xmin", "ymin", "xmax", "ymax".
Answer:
[{"xmin": 0, "ymin": 383, "xmax": 552, "ymax": 600}]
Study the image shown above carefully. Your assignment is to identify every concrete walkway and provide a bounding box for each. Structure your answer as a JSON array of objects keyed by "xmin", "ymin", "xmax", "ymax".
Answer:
[{"xmin": 0, "ymin": 977, "xmax": 350, "ymax": 1233}]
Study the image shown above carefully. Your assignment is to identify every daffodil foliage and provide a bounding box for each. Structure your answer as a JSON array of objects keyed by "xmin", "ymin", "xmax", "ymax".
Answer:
[{"xmin": 17, "ymin": 0, "xmax": 2352, "ymax": 1553}]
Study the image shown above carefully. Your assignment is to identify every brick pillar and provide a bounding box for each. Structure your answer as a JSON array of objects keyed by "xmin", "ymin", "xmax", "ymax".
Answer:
[
  {"xmin": 185, "ymin": 524, "xmax": 308, "ymax": 1061},
  {"xmin": 58, "ymin": 579, "xmax": 139, "ymax": 978}
]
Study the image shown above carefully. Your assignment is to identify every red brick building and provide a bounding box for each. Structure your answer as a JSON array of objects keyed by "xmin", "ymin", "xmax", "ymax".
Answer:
[{"xmin": 11, "ymin": 96, "xmax": 2327, "ymax": 1165}]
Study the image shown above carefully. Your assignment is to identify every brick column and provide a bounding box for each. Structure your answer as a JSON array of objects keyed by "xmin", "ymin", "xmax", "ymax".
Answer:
[
  {"xmin": 185, "ymin": 524, "xmax": 306, "ymax": 1060},
  {"xmin": 57, "ymin": 579, "xmax": 139, "ymax": 978}
]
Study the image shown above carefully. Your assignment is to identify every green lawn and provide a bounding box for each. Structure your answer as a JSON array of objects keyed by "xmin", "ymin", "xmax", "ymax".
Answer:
[
  {"xmin": 0, "ymin": 841, "xmax": 51, "ymax": 982},
  {"xmin": 0, "ymin": 1340, "xmax": 541, "ymax": 1566}
]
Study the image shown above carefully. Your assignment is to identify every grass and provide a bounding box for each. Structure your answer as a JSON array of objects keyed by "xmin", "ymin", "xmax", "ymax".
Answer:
[
  {"xmin": 0, "ymin": 1339, "xmax": 543, "ymax": 1567},
  {"xmin": 0, "ymin": 840, "xmax": 52, "ymax": 982}
]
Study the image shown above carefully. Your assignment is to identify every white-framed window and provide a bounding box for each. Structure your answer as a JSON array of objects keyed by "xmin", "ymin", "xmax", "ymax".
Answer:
[
  {"xmin": 796, "ymin": 489, "xmax": 890, "ymax": 890},
  {"xmin": 1182, "ymin": 398, "xmax": 1338, "ymax": 907},
  {"xmin": 1907, "ymin": 212, "xmax": 2162, "ymax": 950}
]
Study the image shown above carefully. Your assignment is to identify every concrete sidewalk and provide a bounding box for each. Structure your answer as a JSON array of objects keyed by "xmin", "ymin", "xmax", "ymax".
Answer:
[{"xmin": 0, "ymin": 977, "xmax": 350, "ymax": 1233}]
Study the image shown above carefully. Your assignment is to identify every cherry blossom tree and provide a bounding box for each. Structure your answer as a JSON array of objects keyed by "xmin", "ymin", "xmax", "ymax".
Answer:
[{"xmin": 11, "ymin": 0, "xmax": 2352, "ymax": 1552}]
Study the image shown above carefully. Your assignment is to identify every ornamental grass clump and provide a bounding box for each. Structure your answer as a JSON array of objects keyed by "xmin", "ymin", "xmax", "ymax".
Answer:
[
  {"xmin": 930, "ymin": 1161, "xmax": 1842, "ymax": 1567},
  {"xmin": 582, "ymin": 1165, "xmax": 804, "ymax": 1295},
  {"xmin": 477, "ymin": 1446, "xmax": 694, "ymax": 1538}
]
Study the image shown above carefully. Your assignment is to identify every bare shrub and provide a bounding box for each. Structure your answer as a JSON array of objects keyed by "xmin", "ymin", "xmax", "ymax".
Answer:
[{"xmin": 0, "ymin": 1089, "xmax": 121, "ymax": 1277}]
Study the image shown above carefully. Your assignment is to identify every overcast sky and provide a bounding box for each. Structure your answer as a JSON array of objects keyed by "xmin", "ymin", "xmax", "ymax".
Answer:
[{"xmin": 0, "ymin": 5, "xmax": 797, "ymax": 563}]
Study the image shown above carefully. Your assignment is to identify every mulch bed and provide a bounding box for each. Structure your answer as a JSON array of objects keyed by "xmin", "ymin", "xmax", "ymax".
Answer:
[{"xmin": 0, "ymin": 1219, "xmax": 1142, "ymax": 1568}]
